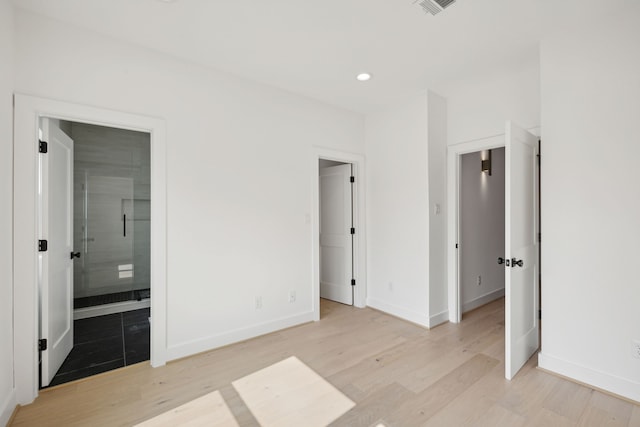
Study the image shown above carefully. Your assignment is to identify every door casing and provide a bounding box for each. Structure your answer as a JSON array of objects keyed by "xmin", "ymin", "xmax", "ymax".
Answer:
[
  {"xmin": 13, "ymin": 94, "xmax": 168, "ymax": 405},
  {"xmin": 311, "ymin": 148, "xmax": 367, "ymax": 320},
  {"xmin": 447, "ymin": 134, "xmax": 506, "ymax": 323},
  {"xmin": 446, "ymin": 127, "xmax": 540, "ymax": 378}
]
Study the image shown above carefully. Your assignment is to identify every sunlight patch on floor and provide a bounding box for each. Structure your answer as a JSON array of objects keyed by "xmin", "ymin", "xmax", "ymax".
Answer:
[
  {"xmin": 232, "ymin": 356, "xmax": 355, "ymax": 427},
  {"xmin": 134, "ymin": 390, "xmax": 239, "ymax": 427}
]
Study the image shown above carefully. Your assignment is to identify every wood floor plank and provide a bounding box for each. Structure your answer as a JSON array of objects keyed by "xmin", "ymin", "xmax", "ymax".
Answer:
[
  {"xmin": 329, "ymin": 382, "xmax": 413, "ymax": 427},
  {"xmin": 384, "ymin": 353, "xmax": 500, "ymax": 426},
  {"xmin": 542, "ymin": 379, "xmax": 593, "ymax": 422},
  {"xmin": 421, "ymin": 362, "xmax": 511, "ymax": 426},
  {"xmin": 523, "ymin": 408, "xmax": 575, "ymax": 427},
  {"xmin": 577, "ymin": 390, "xmax": 635, "ymax": 427},
  {"xmin": 472, "ymin": 403, "xmax": 527, "ymax": 427},
  {"xmin": 629, "ymin": 405, "xmax": 640, "ymax": 427},
  {"xmin": 133, "ymin": 390, "xmax": 239, "ymax": 427},
  {"xmin": 10, "ymin": 298, "xmax": 640, "ymax": 427}
]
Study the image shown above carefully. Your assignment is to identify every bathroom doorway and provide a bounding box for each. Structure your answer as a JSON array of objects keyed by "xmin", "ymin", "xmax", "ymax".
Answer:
[{"xmin": 39, "ymin": 118, "xmax": 152, "ymax": 387}]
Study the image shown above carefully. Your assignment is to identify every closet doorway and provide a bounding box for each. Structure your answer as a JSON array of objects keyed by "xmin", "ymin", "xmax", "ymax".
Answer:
[{"xmin": 319, "ymin": 159, "xmax": 355, "ymax": 306}]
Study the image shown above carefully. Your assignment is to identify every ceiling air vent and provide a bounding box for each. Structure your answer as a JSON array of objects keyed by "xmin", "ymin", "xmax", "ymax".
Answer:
[{"xmin": 415, "ymin": 0, "xmax": 456, "ymax": 15}]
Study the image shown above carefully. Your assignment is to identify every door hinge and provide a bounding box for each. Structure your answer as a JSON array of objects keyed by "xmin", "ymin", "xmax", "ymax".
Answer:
[
  {"xmin": 350, "ymin": 176, "xmax": 355, "ymax": 183},
  {"xmin": 350, "ymin": 227, "xmax": 355, "ymax": 235},
  {"xmin": 537, "ymin": 232, "xmax": 541, "ymax": 242},
  {"xmin": 351, "ymin": 279, "xmax": 356, "ymax": 287},
  {"xmin": 538, "ymin": 309, "xmax": 542, "ymax": 320},
  {"xmin": 455, "ymin": 243, "xmax": 459, "ymax": 249},
  {"xmin": 39, "ymin": 140, "xmax": 48, "ymax": 153},
  {"xmin": 38, "ymin": 339, "xmax": 47, "ymax": 351},
  {"xmin": 38, "ymin": 240, "xmax": 48, "ymax": 252}
]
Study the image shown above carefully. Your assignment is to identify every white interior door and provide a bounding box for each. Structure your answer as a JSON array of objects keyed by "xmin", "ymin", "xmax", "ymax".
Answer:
[
  {"xmin": 505, "ymin": 121, "xmax": 539, "ymax": 380},
  {"xmin": 40, "ymin": 118, "xmax": 74, "ymax": 387},
  {"xmin": 319, "ymin": 164, "xmax": 353, "ymax": 305}
]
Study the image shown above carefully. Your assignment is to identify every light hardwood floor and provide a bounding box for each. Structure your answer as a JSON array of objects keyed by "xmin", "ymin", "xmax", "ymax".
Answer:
[{"xmin": 11, "ymin": 298, "xmax": 640, "ymax": 426}]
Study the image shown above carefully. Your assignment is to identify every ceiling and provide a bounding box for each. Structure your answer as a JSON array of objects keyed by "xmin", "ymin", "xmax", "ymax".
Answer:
[{"xmin": 8, "ymin": 0, "xmax": 616, "ymax": 113}]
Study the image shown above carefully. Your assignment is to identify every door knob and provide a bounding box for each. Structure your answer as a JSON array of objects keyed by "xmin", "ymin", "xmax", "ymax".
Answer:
[
  {"xmin": 497, "ymin": 257, "xmax": 505, "ymax": 265},
  {"xmin": 511, "ymin": 258, "xmax": 523, "ymax": 267},
  {"xmin": 70, "ymin": 252, "xmax": 81, "ymax": 259}
]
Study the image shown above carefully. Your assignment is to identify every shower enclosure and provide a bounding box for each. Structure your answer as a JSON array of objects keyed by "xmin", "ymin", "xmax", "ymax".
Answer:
[{"xmin": 71, "ymin": 122, "xmax": 151, "ymax": 313}]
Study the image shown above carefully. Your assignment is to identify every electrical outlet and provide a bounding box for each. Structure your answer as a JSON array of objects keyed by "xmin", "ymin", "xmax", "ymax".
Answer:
[
  {"xmin": 632, "ymin": 340, "xmax": 640, "ymax": 359},
  {"xmin": 477, "ymin": 276, "xmax": 482, "ymax": 286},
  {"xmin": 288, "ymin": 291, "xmax": 296, "ymax": 303},
  {"xmin": 255, "ymin": 296, "xmax": 262, "ymax": 309}
]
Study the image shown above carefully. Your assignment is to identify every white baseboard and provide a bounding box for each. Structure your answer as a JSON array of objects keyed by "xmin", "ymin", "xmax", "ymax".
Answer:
[
  {"xmin": 429, "ymin": 310, "xmax": 449, "ymax": 328},
  {"xmin": 74, "ymin": 299, "xmax": 151, "ymax": 320},
  {"xmin": 0, "ymin": 389, "xmax": 17, "ymax": 427},
  {"xmin": 366, "ymin": 297, "xmax": 429, "ymax": 328},
  {"xmin": 538, "ymin": 352, "xmax": 640, "ymax": 403},
  {"xmin": 166, "ymin": 311, "xmax": 315, "ymax": 361},
  {"xmin": 462, "ymin": 288, "xmax": 505, "ymax": 314}
]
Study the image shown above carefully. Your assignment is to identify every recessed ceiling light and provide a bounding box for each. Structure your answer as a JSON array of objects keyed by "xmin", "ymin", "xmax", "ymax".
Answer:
[{"xmin": 356, "ymin": 73, "xmax": 372, "ymax": 82}]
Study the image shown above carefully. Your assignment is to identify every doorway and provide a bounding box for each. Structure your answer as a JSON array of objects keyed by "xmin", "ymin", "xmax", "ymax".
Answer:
[
  {"xmin": 319, "ymin": 159, "xmax": 354, "ymax": 307},
  {"xmin": 13, "ymin": 94, "xmax": 167, "ymax": 405},
  {"xmin": 38, "ymin": 118, "xmax": 152, "ymax": 387},
  {"xmin": 447, "ymin": 122, "xmax": 540, "ymax": 380},
  {"xmin": 311, "ymin": 148, "xmax": 367, "ymax": 322},
  {"xmin": 459, "ymin": 148, "xmax": 505, "ymax": 316}
]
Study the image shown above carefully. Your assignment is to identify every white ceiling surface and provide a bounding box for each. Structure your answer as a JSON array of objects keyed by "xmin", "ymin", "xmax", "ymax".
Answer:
[{"xmin": 8, "ymin": 0, "xmax": 628, "ymax": 113}]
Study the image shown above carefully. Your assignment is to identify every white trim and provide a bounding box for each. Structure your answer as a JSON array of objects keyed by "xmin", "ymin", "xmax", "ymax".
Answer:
[
  {"xmin": 538, "ymin": 352, "xmax": 640, "ymax": 403},
  {"xmin": 13, "ymin": 94, "xmax": 168, "ymax": 405},
  {"xmin": 167, "ymin": 311, "xmax": 315, "ymax": 361},
  {"xmin": 447, "ymin": 135, "xmax": 505, "ymax": 324},
  {"xmin": 461, "ymin": 288, "xmax": 505, "ymax": 314},
  {"xmin": 428, "ymin": 310, "xmax": 449, "ymax": 328},
  {"xmin": 311, "ymin": 147, "xmax": 367, "ymax": 320},
  {"xmin": 0, "ymin": 390, "xmax": 17, "ymax": 427},
  {"xmin": 367, "ymin": 297, "xmax": 430, "ymax": 328},
  {"xmin": 73, "ymin": 299, "xmax": 151, "ymax": 320}
]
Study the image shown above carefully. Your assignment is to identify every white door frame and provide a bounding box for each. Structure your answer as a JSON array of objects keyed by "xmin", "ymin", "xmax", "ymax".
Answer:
[
  {"xmin": 447, "ymin": 135, "xmax": 505, "ymax": 323},
  {"xmin": 311, "ymin": 147, "xmax": 366, "ymax": 320},
  {"xmin": 13, "ymin": 94, "xmax": 168, "ymax": 405}
]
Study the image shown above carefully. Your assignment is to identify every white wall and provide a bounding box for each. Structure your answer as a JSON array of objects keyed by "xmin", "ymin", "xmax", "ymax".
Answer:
[
  {"xmin": 427, "ymin": 92, "xmax": 448, "ymax": 326},
  {"xmin": 0, "ymin": 0, "xmax": 15, "ymax": 424},
  {"xmin": 538, "ymin": 6, "xmax": 640, "ymax": 402},
  {"xmin": 446, "ymin": 60, "xmax": 540, "ymax": 145},
  {"xmin": 13, "ymin": 10, "xmax": 364, "ymax": 362},
  {"xmin": 365, "ymin": 94, "xmax": 430, "ymax": 326},
  {"xmin": 460, "ymin": 148, "xmax": 505, "ymax": 313}
]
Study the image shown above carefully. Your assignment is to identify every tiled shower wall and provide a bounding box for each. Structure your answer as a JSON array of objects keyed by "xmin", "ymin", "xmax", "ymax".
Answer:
[{"xmin": 69, "ymin": 122, "xmax": 150, "ymax": 299}]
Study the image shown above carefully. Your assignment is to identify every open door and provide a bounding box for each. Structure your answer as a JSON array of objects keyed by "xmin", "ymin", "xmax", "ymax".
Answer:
[
  {"xmin": 40, "ymin": 118, "xmax": 74, "ymax": 387},
  {"xmin": 505, "ymin": 121, "xmax": 539, "ymax": 380},
  {"xmin": 319, "ymin": 164, "xmax": 353, "ymax": 305}
]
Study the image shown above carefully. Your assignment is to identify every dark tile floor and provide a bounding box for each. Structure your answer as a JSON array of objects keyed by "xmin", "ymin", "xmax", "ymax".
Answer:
[{"xmin": 47, "ymin": 308, "xmax": 150, "ymax": 387}]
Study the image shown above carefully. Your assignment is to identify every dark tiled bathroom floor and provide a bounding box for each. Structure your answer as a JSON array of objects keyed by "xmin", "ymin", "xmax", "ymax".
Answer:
[{"xmin": 48, "ymin": 308, "xmax": 150, "ymax": 387}]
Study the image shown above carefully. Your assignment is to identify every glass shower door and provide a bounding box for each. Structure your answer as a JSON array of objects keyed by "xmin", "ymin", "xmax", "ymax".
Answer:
[{"xmin": 74, "ymin": 175, "xmax": 135, "ymax": 306}]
